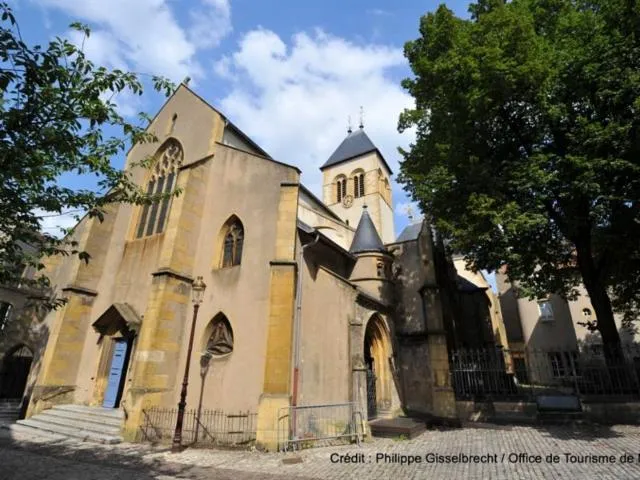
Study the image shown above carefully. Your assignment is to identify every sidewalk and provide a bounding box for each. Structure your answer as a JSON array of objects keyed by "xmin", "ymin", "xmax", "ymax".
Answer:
[{"xmin": 2, "ymin": 423, "xmax": 640, "ymax": 479}]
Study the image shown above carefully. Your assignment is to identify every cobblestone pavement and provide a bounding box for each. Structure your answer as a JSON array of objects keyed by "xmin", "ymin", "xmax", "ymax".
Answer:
[{"xmin": 3, "ymin": 423, "xmax": 640, "ymax": 479}]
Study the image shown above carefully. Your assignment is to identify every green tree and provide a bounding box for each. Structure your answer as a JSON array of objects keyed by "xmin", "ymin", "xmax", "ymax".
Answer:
[
  {"xmin": 399, "ymin": 0, "xmax": 640, "ymax": 349},
  {"xmin": 0, "ymin": 3, "xmax": 175, "ymax": 307}
]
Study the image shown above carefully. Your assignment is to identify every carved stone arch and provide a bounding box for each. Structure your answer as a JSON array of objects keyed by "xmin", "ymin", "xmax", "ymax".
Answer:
[
  {"xmin": 151, "ymin": 137, "xmax": 184, "ymax": 181},
  {"xmin": 364, "ymin": 313, "xmax": 396, "ymax": 419},
  {"xmin": 214, "ymin": 214, "xmax": 245, "ymax": 268},
  {"xmin": 201, "ymin": 313, "xmax": 234, "ymax": 358}
]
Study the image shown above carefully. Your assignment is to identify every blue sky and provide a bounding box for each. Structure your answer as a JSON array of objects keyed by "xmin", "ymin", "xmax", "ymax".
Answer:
[{"xmin": 15, "ymin": 0, "xmax": 496, "ymax": 286}]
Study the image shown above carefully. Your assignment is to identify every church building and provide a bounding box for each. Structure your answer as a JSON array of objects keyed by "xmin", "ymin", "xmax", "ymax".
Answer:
[{"xmin": 16, "ymin": 84, "xmax": 501, "ymax": 449}]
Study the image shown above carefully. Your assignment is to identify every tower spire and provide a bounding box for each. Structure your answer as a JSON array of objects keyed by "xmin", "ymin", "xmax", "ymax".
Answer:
[{"xmin": 359, "ymin": 106, "xmax": 364, "ymax": 129}]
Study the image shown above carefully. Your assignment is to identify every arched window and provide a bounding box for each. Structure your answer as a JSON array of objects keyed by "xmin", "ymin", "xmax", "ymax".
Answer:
[
  {"xmin": 136, "ymin": 139, "xmax": 183, "ymax": 238},
  {"xmin": 205, "ymin": 315, "xmax": 234, "ymax": 356},
  {"xmin": 352, "ymin": 170, "xmax": 365, "ymax": 198},
  {"xmin": 335, "ymin": 175, "xmax": 347, "ymax": 203},
  {"xmin": 220, "ymin": 218, "xmax": 244, "ymax": 268}
]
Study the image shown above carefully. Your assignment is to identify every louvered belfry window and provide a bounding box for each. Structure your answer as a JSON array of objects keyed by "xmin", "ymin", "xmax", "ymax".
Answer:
[{"xmin": 136, "ymin": 139, "xmax": 183, "ymax": 238}]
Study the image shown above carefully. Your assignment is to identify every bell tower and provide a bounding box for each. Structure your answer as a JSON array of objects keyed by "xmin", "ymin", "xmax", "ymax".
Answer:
[{"xmin": 321, "ymin": 123, "xmax": 395, "ymax": 244}]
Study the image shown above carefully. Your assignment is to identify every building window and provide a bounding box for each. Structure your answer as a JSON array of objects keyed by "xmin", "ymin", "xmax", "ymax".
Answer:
[
  {"xmin": 376, "ymin": 261, "xmax": 384, "ymax": 277},
  {"xmin": 548, "ymin": 351, "xmax": 580, "ymax": 377},
  {"xmin": 336, "ymin": 176, "xmax": 347, "ymax": 203},
  {"xmin": 352, "ymin": 170, "xmax": 365, "ymax": 198},
  {"xmin": 538, "ymin": 300, "xmax": 554, "ymax": 322},
  {"xmin": 135, "ymin": 139, "xmax": 183, "ymax": 238},
  {"xmin": 205, "ymin": 315, "xmax": 234, "ymax": 356},
  {"xmin": 0, "ymin": 302, "xmax": 13, "ymax": 332},
  {"xmin": 220, "ymin": 220, "xmax": 244, "ymax": 268}
]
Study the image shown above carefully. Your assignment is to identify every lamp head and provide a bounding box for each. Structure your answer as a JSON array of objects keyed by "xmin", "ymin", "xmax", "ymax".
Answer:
[{"xmin": 191, "ymin": 276, "xmax": 206, "ymax": 304}]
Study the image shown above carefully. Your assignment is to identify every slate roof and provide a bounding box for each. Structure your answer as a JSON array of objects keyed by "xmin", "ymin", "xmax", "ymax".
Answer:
[
  {"xmin": 320, "ymin": 128, "xmax": 393, "ymax": 174},
  {"xmin": 395, "ymin": 223, "xmax": 423, "ymax": 243},
  {"xmin": 456, "ymin": 275, "xmax": 487, "ymax": 293},
  {"xmin": 350, "ymin": 206, "xmax": 386, "ymax": 253}
]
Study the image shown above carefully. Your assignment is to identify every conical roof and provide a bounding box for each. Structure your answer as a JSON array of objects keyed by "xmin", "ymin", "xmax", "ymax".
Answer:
[
  {"xmin": 350, "ymin": 206, "xmax": 385, "ymax": 253},
  {"xmin": 320, "ymin": 128, "xmax": 393, "ymax": 174}
]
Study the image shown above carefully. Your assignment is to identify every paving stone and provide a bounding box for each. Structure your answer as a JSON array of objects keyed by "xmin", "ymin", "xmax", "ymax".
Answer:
[{"xmin": 2, "ymin": 423, "xmax": 640, "ymax": 479}]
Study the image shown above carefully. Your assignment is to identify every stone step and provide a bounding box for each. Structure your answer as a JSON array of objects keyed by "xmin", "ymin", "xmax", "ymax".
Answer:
[
  {"xmin": 46, "ymin": 407, "xmax": 123, "ymax": 428},
  {"xmin": 36, "ymin": 412, "xmax": 122, "ymax": 436},
  {"xmin": 5, "ymin": 422, "xmax": 68, "ymax": 442},
  {"xmin": 15, "ymin": 418, "xmax": 121, "ymax": 444},
  {"xmin": 52, "ymin": 404, "xmax": 124, "ymax": 420}
]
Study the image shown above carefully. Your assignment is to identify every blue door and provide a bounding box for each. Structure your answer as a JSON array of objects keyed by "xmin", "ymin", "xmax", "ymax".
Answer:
[{"xmin": 103, "ymin": 340, "xmax": 129, "ymax": 408}]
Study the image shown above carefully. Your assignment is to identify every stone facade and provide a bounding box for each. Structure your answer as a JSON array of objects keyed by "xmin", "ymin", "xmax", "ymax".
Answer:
[{"xmin": 10, "ymin": 84, "xmax": 505, "ymax": 450}]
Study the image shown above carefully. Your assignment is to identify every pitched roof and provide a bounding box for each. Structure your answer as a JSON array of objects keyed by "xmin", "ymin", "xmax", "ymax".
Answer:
[
  {"xmin": 395, "ymin": 223, "xmax": 422, "ymax": 243},
  {"xmin": 320, "ymin": 128, "xmax": 393, "ymax": 174},
  {"xmin": 350, "ymin": 206, "xmax": 386, "ymax": 253}
]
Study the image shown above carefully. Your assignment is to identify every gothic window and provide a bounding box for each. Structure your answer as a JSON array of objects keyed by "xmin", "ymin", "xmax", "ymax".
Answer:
[
  {"xmin": 221, "ymin": 219, "xmax": 244, "ymax": 268},
  {"xmin": 205, "ymin": 315, "xmax": 234, "ymax": 356},
  {"xmin": 135, "ymin": 139, "xmax": 183, "ymax": 239},
  {"xmin": 358, "ymin": 173, "xmax": 364, "ymax": 197}
]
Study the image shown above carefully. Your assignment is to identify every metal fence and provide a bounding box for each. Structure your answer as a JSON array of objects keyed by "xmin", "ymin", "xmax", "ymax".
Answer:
[
  {"xmin": 450, "ymin": 344, "xmax": 640, "ymax": 401},
  {"xmin": 137, "ymin": 406, "xmax": 257, "ymax": 447},
  {"xmin": 278, "ymin": 403, "xmax": 364, "ymax": 451}
]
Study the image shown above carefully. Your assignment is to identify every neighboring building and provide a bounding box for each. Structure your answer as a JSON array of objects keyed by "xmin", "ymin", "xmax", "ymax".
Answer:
[
  {"xmin": 0, "ymin": 240, "xmax": 48, "ymax": 412},
  {"xmin": 19, "ymin": 84, "xmax": 504, "ymax": 449},
  {"xmin": 496, "ymin": 267, "xmax": 635, "ymax": 350}
]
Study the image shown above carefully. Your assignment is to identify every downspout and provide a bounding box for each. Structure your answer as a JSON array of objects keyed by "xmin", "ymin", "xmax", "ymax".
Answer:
[{"xmin": 291, "ymin": 232, "xmax": 320, "ymax": 410}]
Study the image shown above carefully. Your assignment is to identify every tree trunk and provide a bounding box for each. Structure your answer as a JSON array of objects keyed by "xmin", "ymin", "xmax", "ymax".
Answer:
[{"xmin": 574, "ymin": 239, "xmax": 621, "ymax": 349}]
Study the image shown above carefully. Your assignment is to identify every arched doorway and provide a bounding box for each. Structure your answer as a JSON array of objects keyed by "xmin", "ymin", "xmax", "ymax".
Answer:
[
  {"xmin": 0, "ymin": 344, "xmax": 33, "ymax": 399},
  {"xmin": 364, "ymin": 315, "xmax": 393, "ymax": 419}
]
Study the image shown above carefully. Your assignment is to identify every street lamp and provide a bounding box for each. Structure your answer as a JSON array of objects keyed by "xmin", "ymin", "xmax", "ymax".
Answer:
[{"xmin": 171, "ymin": 275, "xmax": 206, "ymax": 452}]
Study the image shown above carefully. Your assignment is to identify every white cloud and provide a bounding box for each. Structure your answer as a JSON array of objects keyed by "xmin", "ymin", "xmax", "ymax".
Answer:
[
  {"xmin": 367, "ymin": 9, "xmax": 393, "ymax": 16},
  {"xmin": 34, "ymin": 0, "xmax": 233, "ymax": 82},
  {"xmin": 33, "ymin": 208, "xmax": 84, "ymax": 238},
  {"xmin": 395, "ymin": 201, "xmax": 424, "ymax": 223},
  {"xmin": 188, "ymin": 0, "xmax": 232, "ymax": 49},
  {"xmin": 215, "ymin": 28, "xmax": 415, "ymax": 198}
]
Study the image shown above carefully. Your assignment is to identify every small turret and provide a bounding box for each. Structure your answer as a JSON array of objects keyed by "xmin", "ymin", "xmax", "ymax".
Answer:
[{"xmin": 348, "ymin": 206, "xmax": 394, "ymax": 302}]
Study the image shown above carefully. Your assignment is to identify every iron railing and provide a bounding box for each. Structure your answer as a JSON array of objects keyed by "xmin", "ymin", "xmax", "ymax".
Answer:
[
  {"xmin": 137, "ymin": 406, "xmax": 257, "ymax": 447},
  {"xmin": 278, "ymin": 402, "xmax": 364, "ymax": 451},
  {"xmin": 449, "ymin": 344, "xmax": 640, "ymax": 401}
]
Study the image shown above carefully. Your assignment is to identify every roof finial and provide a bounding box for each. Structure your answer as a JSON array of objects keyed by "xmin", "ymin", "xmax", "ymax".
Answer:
[
  {"xmin": 359, "ymin": 106, "xmax": 364, "ymax": 129},
  {"xmin": 363, "ymin": 203, "xmax": 368, "ymax": 210},
  {"xmin": 407, "ymin": 206, "xmax": 414, "ymax": 223},
  {"xmin": 347, "ymin": 115, "xmax": 353, "ymax": 134}
]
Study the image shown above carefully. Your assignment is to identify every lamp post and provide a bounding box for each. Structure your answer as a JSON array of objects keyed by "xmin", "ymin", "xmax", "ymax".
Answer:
[{"xmin": 171, "ymin": 275, "xmax": 206, "ymax": 453}]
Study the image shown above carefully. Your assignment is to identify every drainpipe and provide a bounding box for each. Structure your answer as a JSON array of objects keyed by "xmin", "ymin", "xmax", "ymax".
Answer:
[{"xmin": 291, "ymin": 232, "xmax": 320, "ymax": 410}]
